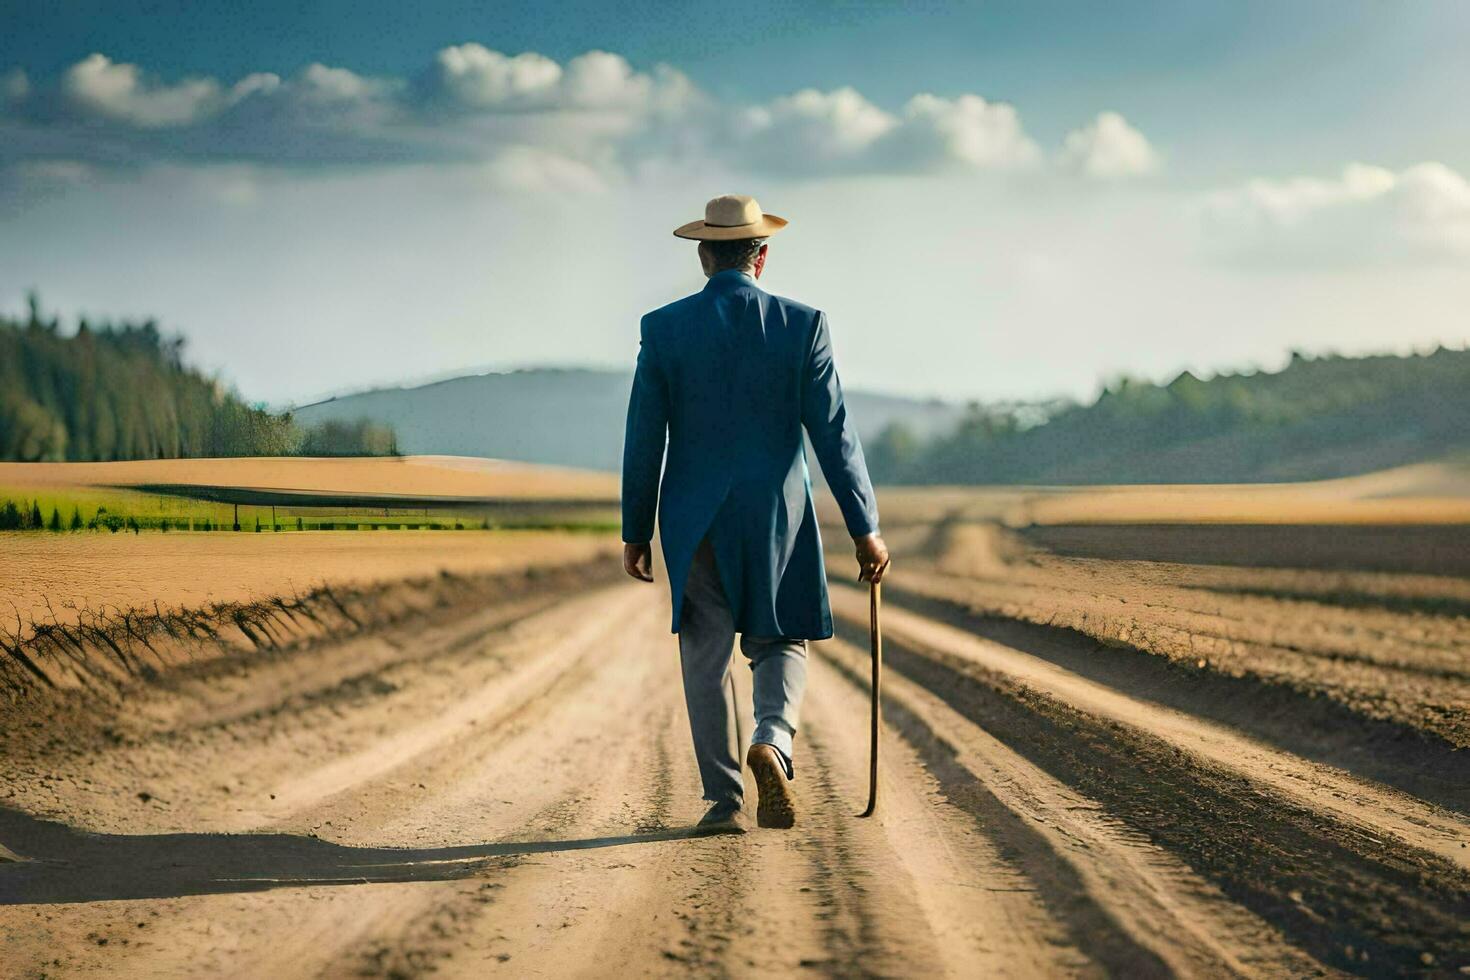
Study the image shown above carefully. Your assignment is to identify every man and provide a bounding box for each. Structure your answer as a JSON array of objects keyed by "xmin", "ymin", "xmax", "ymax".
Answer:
[{"xmin": 622, "ymin": 194, "xmax": 890, "ymax": 833}]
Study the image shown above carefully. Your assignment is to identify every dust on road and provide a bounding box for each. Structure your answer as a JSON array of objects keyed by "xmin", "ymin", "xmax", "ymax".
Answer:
[{"xmin": 1, "ymin": 534, "xmax": 1467, "ymax": 977}]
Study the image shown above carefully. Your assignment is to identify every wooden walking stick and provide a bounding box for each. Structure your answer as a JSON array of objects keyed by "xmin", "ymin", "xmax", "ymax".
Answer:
[{"xmin": 859, "ymin": 576, "xmax": 883, "ymax": 818}]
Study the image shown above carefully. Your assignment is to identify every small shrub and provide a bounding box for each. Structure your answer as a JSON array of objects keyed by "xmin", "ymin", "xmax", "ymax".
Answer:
[{"xmin": 0, "ymin": 500, "xmax": 21, "ymax": 530}]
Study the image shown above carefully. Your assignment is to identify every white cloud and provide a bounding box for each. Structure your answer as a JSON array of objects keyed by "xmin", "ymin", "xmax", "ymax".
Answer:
[
  {"xmin": 51, "ymin": 54, "xmax": 397, "ymax": 134},
  {"xmin": 428, "ymin": 44, "xmax": 562, "ymax": 109},
  {"xmin": 889, "ymin": 93, "xmax": 1041, "ymax": 171},
  {"xmin": 1200, "ymin": 162, "xmax": 1470, "ymax": 263},
  {"xmin": 228, "ymin": 72, "xmax": 282, "ymax": 101},
  {"xmin": 1206, "ymin": 162, "xmax": 1394, "ymax": 226},
  {"xmin": 293, "ymin": 64, "xmax": 386, "ymax": 105},
  {"xmin": 561, "ymin": 51, "xmax": 651, "ymax": 109},
  {"xmin": 4, "ymin": 47, "xmax": 1157, "ymax": 192},
  {"xmin": 61, "ymin": 53, "xmax": 223, "ymax": 127},
  {"xmin": 1060, "ymin": 111, "xmax": 1160, "ymax": 178},
  {"xmin": 730, "ymin": 89, "xmax": 1041, "ymax": 175},
  {"xmin": 735, "ymin": 87, "xmax": 896, "ymax": 166},
  {"xmin": 421, "ymin": 44, "xmax": 693, "ymax": 117}
]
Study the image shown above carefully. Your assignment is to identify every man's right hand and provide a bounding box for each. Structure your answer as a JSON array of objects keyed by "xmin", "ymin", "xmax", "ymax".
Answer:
[
  {"xmin": 854, "ymin": 532, "xmax": 890, "ymax": 584},
  {"xmin": 624, "ymin": 542, "xmax": 654, "ymax": 582}
]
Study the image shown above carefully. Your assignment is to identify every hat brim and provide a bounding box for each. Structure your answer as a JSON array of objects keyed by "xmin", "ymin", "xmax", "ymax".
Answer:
[{"xmin": 672, "ymin": 213, "xmax": 788, "ymax": 241}]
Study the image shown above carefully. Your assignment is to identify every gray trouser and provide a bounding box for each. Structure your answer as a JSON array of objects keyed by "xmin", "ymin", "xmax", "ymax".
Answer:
[{"xmin": 679, "ymin": 539, "xmax": 807, "ymax": 806}]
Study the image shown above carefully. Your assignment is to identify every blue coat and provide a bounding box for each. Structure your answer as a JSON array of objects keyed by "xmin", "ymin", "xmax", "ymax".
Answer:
[{"xmin": 622, "ymin": 269, "xmax": 880, "ymax": 639}]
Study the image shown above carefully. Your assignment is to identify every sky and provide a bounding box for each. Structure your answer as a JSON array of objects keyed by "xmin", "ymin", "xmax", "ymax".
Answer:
[{"xmin": 2, "ymin": 0, "xmax": 1468, "ymax": 408}]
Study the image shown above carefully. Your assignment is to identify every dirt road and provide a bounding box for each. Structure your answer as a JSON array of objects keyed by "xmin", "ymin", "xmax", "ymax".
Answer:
[{"xmin": 1, "ymin": 561, "xmax": 1467, "ymax": 977}]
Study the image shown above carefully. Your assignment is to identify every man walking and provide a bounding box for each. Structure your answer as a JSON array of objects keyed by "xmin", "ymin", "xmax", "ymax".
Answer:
[{"xmin": 622, "ymin": 194, "xmax": 890, "ymax": 833}]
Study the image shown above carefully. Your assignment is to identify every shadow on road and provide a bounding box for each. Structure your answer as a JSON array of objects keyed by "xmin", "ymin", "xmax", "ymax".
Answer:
[{"xmin": 0, "ymin": 805, "xmax": 718, "ymax": 905}]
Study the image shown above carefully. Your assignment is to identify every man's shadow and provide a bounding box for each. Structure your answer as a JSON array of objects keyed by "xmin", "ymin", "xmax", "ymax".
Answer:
[{"xmin": 0, "ymin": 805, "xmax": 717, "ymax": 906}]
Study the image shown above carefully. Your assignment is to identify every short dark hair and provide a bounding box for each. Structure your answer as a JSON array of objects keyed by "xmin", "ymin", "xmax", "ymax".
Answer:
[{"xmin": 701, "ymin": 237, "xmax": 766, "ymax": 272}]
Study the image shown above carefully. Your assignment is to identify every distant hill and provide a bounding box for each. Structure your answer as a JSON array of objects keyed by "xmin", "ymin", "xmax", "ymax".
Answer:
[
  {"xmin": 293, "ymin": 368, "xmax": 965, "ymax": 472},
  {"xmin": 864, "ymin": 347, "xmax": 1470, "ymax": 485}
]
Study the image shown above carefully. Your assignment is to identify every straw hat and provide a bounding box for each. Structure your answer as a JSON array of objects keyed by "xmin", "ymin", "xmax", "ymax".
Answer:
[{"xmin": 673, "ymin": 194, "xmax": 788, "ymax": 241}]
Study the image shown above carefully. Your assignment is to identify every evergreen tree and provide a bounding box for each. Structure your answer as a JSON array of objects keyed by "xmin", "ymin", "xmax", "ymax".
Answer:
[
  {"xmin": 872, "ymin": 347, "xmax": 1470, "ymax": 485},
  {"xmin": 0, "ymin": 296, "xmax": 397, "ymax": 462},
  {"xmin": 48, "ymin": 507, "xmax": 61, "ymax": 531}
]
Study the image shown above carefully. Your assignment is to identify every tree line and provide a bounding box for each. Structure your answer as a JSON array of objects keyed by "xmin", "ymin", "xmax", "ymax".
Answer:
[
  {"xmin": 0, "ymin": 500, "xmax": 140, "ymax": 532},
  {"xmin": 0, "ymin": 295, "xmax": 396, "ymax": 461},
  {"xmin": 864, "ymin": 347, "xmax": 1470, "ymax": 485}
]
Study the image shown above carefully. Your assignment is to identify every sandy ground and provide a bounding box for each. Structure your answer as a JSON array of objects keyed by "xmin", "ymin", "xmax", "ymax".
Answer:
[
  {"xmin": 887, "ymin": 519, "xmax": 1470, "ymax": 761},
  {"xmin": 2, "ymin": 550, "xmax": 1467, "ymax": 977},
  {"xmin": 0, "ymin": 530, "xmax": 616, "ymax": 634},
  {"xmin": 848, "ymin": 457, "xmax": 1470, "ymax": 530},
  {"xmin": 0, "ymin": 456, "xmax": 619, "ymax": 501}
]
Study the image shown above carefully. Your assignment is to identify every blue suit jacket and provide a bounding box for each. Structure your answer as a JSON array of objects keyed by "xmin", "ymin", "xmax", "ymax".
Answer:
[{"xmin": 622, "ymin": 269, "xmax": 880, "ymax": 639}]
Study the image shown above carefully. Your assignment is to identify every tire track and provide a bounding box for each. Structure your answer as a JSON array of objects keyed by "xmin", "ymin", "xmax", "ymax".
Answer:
[
  {"xmin": 802, "ymin": 650, "xmax": 1090, "ymax": 978},
  {"xmin": 0, "ymin": 584, "xmax": 668, "ymax": 978},
  {"xmin": 813, "ymin": 643, "xmax": 1171, "ymax": 978},
  {"xmin": 816, "ymin": 635, "xmax": 1339, "ymax": 978},
  {"xmin": 829, "ymin": 584, "xmax": 1470, "ymax": 871},
  {"xmin": 8, "ymin": 559, "xmax": 1463, "ymax": 978},
  {"xmin": 829, "ymin": 588, "xmax": 1470, "ymax": 975}
]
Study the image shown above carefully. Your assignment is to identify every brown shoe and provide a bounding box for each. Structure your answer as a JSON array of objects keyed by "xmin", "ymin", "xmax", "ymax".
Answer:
[
  {"xmin": 747, "ymin": 743, "xmax": 796, "ymax": 829},
  {"xmin": 695, "ymin": 801, "xmax": 748, "ymax": 835}
]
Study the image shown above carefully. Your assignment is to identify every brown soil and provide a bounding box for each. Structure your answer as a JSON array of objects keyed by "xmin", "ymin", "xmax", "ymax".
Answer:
[
  {"xmin": 0, "ymin": 530, "xmax": 617, "ymax": 635},
  {"xmin": 885, "ymin": 521, "xmax": 1470, "ymax": 759},
  {"xmin": 0, "ymin": 456, "xmax": 619, "ymax": 501},
  {"xmin": 2, "ymin": 525, "xmax": 1467, "ymax": 977},
  {"xmin": 844, "ymin": 457, "xmax": 1470, "ymax": 531},
  {"xmin": 1024, "ymin": 522, "xmax": 1470, "ymax": 577}
]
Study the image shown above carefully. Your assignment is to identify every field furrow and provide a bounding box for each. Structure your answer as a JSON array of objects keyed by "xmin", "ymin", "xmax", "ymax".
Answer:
[{"xmin": 3, "ymin": 507, "xmax": 1468, "ymax": 978}]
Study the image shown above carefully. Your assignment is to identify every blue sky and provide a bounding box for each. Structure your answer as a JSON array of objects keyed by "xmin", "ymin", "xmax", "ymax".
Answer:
[
  {"xmin": 8, "ymin": 0, "xmax": 1468, "ymax": 172},
  {"xmin": 2, "ymin": 1, "xmax": 1467, "ymax": 405}
]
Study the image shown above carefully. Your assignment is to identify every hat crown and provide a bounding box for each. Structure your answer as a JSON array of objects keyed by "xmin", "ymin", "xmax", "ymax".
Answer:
[{"xmin": 705, "ymin": 194, "xmax": 762, "ymax": 228}]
